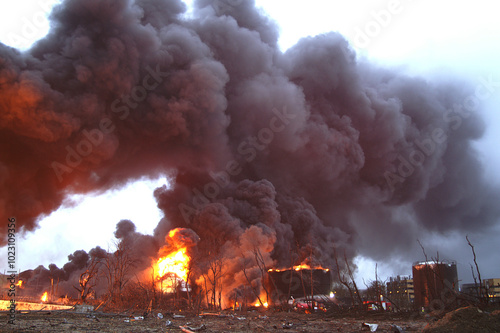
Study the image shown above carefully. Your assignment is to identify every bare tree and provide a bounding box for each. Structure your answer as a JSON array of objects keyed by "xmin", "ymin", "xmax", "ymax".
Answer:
[
  {"xmin": 131, "ymin": 265, "xmax": 158, "ymax": 309},
  {"xmin": 73, "ymin": 254, "xmax": 102, "ymax": 301},
  {"xmin": 185, "ymin": 256, "xmax": 195, "ymax": 309},
  {"xmin": 417, "ymin": 239, "xmax": 429, "ymax": 262},
  {"xmin": 198, "ymin": 237, "xmax": 225, "ymax": 310},
  {"xmin": 253, "ymin": 246, "xmax": 272, "ymax": 305},
  {"xmin": 103, "ymin": 239, "xmax": 137, "ymax": 304},
  {"xmin": 363, "ymin": 264, "xmax": 385, "ymax": 310},
  {"xmin": 241, "ymin": 257, "xmax": 263, "ymax": 306},
  {"xmin": 343, "ymin": 250, "xmax": 363, "ymax": 306},
  {"xmin": 240, "ymin": 247, "xmax": 270, "ymax": 308},
  {"xmin": 206, "ymin": 255, "xmax": 224, "ymax": 310},
  {"xmin": 333, "ymin": 248, "xmax": 362, "ymax": 307},
  {"xmin": 466, "ymin": 235, "xmax": 487, "ymax": 304},
  {"xmin": 374, "ymin": 263, "xmax": 384, "ymax": 310},
  {"xmin": 363, "ymin": 271, "xmax": 388, "ymax": 311}
]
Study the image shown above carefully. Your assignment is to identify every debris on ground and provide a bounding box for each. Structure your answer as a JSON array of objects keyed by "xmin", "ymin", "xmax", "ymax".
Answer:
[
  {"xmin": 391, "ymin": 324, "xmax": 405, "ymax": 332},
  {"xmin": 0, "ymin": 308, "xmax": 430, "ymax": 332},
  {"xmin": 362, "ymin": 322, "xmax": 378, "ymax": 331},
  {"xmin": 74, "ymin": 304, "xmax": 94, "ymax": 313},
  {"xmin": 180, "ymin": 324, "xmax": 207, "ymax": 333}
]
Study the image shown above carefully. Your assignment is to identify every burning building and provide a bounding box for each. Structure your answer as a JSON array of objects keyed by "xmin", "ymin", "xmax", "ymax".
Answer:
[
  {"xmin": 412, "ymin": 261, "xmax": 458, "ymax": 309},
  {"xmin": 268, "ymin": 265, "xmax": 332, "ymax": 300},
  {"xmin": 151, "ymin": 228, "xmax": 195, "ymax": 293}
]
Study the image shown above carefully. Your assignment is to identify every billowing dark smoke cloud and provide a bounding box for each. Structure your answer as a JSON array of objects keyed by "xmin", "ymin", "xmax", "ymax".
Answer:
[
  {"xmin": 1, "ymin": 0, "xmax": 499, "ymax": 298},
  {"xmin": 18, "ymin": 246, "xmax": 107, "ymax": 296},
  {"xmin": 112, "ymin": 219, "xmax": 160, "ymax": 272}
]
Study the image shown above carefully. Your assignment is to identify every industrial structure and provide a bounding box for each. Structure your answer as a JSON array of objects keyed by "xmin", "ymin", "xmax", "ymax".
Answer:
[
  {"xmin": 484, "ymin": 278, "xmax": 500, "ymax": 299},
  {"xmin": 412, "ymin": 260, "xmax": 458, "ymax": 309},
  {"xmin": 461, "ymin": 278, "xmax": 500, "ymax": 302},
  {"xmin": 267, "ymin": 267, "xmax": 332, "ymax": 300},
  {"xmin": 386, "ymin": 275, "xmax": 414, "ymax": 309}
]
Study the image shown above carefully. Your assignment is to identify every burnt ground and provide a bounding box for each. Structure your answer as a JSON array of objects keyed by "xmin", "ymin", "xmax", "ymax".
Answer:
[
  {"xmin": 0, "ymin": 306, "xmax": 499, "ymax": 332},
  {"xmin": 0, "ymin": 308, "xmax": 427, "ymax": 333}
]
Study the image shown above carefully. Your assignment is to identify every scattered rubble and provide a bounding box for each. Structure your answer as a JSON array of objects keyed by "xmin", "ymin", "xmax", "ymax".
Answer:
[
  {"xmin": 362, "ymin": 322, "xmax": 379, "ymax": 331},
  {"xmin": 173, "ymin": 313, "xmax": 186, "ymax": 318},
  {"xmin": 180, "ymin": 324, "xmax": 207, "ymax": 332},
  {"xmin": 0, "ymin": 309, "xmax": 430, "ymax": 332},
  {"xmin": 74, "ymin": 304, "xmax": 94, "ymax": 313},
  {"xmin": 391, "ymin": 324, "xmax": 405, "ymax": 332}
]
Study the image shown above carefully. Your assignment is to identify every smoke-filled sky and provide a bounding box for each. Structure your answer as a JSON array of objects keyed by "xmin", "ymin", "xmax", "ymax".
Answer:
[{"xmin": 1, "ymin": 0, "xmax": 499, "ymax": 287}]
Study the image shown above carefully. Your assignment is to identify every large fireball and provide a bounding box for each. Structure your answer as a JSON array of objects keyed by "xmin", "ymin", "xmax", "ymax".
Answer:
[
  {"xmin": 155, "ymin": 247, "xmax": 189, "ymax": 282},
  {"xmin": 153, "ymin": 228, "xmax": 196, "ymax": 292}
]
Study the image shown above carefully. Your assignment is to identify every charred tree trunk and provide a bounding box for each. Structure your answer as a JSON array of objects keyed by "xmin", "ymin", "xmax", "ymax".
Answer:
[{"xmin": 467, "ymin": 235, "xmax": 487, "ymax": 304}]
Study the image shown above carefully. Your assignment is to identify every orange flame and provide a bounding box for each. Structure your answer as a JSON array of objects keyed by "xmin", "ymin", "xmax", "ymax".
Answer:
[
  {"xmin": 254, "ymin": 301, "xmax": 269, "ymax": 308},
  {"xmin": 268, "ymin": 263, "xmax": 330, "ymax": 272},
  {"xmin": 16, "ymin": 280, "xmax": 24, "ymax": 288},
  {"xmin": 153, "ymin": 229, "xmax": 191, "ymax": 293},
  {"xmin": 156, "ymin": 248, "xmax": 189, "ymax": 280},
  {"xmin": 41, "ymin": 291, "xmax": 48, "ymax": 302},
  {"xmin": 294, "ymin": 263, "xmax": 311, "ymax": 271}
]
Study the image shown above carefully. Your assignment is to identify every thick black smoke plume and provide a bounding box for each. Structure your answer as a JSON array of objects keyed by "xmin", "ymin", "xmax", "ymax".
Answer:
[{"xmin": 1, "ymin": 0, "xmax": 499, "ymax": 296}]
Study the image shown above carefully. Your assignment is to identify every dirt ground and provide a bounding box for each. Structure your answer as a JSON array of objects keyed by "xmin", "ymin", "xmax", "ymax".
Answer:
[
  {"xmin": 423, "ymin": 306, "xmax": 500, "ymax": 333},
  {"xmin": 0, "ymin": 308, "xmax": 427, "ymax": 333},
  {"xmin": 1, "ymin": 306, "xmax": 498, "ymax": 332}
]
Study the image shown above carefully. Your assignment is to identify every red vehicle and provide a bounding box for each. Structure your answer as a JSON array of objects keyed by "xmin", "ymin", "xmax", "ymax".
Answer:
[
  {"xmin": 363, "ymin": 300, "xmax": 392, "ymax": 311},
  {"xmin": 292, "ymin": 299, "xmax": 327, "ymax": 312}
]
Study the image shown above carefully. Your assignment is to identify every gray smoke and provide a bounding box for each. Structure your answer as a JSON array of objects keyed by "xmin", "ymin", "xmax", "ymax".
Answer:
[{"xmin": 1, "ymin": 0, "xmax": 499, "ymax": 298}]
